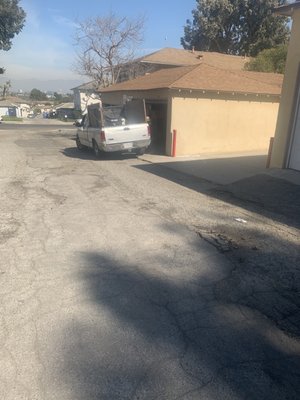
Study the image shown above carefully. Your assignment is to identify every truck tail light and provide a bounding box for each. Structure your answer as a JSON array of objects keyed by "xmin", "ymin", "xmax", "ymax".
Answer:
[
  {"xmin": 147, "ymin": 125, "xmax": 151, "ymax": 137},
  {"xmin": 100, "ymin": 130, "xmax": 106, "ymax": 141}
]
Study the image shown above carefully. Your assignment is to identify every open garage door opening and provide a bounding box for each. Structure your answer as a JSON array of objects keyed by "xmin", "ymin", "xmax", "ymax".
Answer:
[{"xmin": 146, "ymin": 102, "xmax": 167, "ymax": 155}]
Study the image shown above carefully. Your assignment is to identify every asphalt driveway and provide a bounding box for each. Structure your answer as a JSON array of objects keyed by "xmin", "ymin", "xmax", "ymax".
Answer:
[{"xmin": 1, "ymin": 126, "xmax": 300, "ymax": 399}]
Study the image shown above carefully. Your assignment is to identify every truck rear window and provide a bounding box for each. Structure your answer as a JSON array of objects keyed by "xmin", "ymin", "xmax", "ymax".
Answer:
[
  {"xmin": 103, "ymin": 106, "xmax": 124, "ymax": 127},
  {"xmin": 87, "ymin": 100, "xmax": 146, "ymax": 127}
]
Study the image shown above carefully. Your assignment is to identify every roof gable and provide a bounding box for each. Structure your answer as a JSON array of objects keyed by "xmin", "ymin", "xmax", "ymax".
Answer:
[
  {"xmin": 71, "ymin": 80, "xmax": 98, "ymax": 91},
  {"xmin": 0, "ymin": 100, "xmax": 18, "ymax": 107}
]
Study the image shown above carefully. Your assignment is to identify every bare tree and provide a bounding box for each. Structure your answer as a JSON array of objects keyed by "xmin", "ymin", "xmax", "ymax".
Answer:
[
  {"xmin": 1, "ymin": 80, "xmax": 11, "ymax": 98},
  {"xmin": 73, "ymin": 12, "xmax": 145, "ymax": 88}
]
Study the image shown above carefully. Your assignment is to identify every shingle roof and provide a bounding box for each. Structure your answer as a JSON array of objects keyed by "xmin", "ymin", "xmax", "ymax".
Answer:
[
  {"xmin": 3, "ymin": 96, "xmax": 27, "ymax": 104},
  {"xmin": 140, "ymin": 47, "xmax": 249, "ymax": 70},
  {"xmin": 75, "ymin": 49, "xmax": 250, "ymax": 92},
  {"xmin": 101, "ymin": 63, "xmax": 283, "ymax": 96},
  {"xmin": 0, "ymin": 100, "xmax": 18, "ymax": 107},
  {"xmin": 55, "ymin": 102, "xmax": 74, "ymax": 109}
]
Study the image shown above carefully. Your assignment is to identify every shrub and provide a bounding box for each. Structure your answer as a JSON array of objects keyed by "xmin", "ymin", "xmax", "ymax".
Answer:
[
  {"xmin": 2, "ymin": 116, "xmax": 23, "ymax": 122},
  {"xmin": 245, "ymin": 45, "xmax": 288, "ymax": 74}
]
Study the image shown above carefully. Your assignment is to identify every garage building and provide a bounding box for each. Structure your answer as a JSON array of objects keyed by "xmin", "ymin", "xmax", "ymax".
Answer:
[
  {"xmin": 101, "ymin": 63, "xmax": 282, "ymax": 156},
  {"xmin": 270, "ymin": 1, "xmax": 300, "ymax": 171}
]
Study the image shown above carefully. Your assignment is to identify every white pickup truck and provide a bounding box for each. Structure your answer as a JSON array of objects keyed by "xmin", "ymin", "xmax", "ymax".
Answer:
[{"xmin": 76, "ymin": 100, "xmax": 151, "ymax": 157}]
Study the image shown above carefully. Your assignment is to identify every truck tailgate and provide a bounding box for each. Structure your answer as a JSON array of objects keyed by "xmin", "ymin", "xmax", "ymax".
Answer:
[{"xmin": 104, "ymin": 123, "xmax": 149, "ymax": 144}]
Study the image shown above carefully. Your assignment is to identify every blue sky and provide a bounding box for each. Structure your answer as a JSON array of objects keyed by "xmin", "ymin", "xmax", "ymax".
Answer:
[{"xmin": 0, "ymin": 0, "xmax": 196, "ymax": 92}]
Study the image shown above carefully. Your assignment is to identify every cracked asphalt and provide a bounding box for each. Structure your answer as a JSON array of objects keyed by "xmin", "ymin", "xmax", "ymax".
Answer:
[{"xmin": 1, "ymin": 124, "xmax": 300, "ymax": 399}]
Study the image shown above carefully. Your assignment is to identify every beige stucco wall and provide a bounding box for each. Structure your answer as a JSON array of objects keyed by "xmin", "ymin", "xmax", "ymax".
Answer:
[
  {"xmin": 170, "ymin": 96, "xmax": 279, "ymax": 156},
  {"xmin": 270, "ymin": 8, "xmax": 300, "ymax": 168}
]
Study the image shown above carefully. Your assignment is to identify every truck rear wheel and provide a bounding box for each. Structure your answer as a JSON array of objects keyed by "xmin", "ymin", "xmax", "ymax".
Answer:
[
  {"xmin": 136, "ymin": 147, "xmax": 146, "ymax": 156},
  {"xmin": 76, "ymin": 136, "xmax": 84, "ymax": 151},
  {"xmin": 93, "ymin": 140, "xmax": 101, "ymax": 158}
]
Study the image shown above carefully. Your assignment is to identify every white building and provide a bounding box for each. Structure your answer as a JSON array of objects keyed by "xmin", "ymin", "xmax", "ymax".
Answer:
[
  {"xmin": 71, "ymin": 81, "xmax": 101, "ymax": 114},
  {"xmin": 0, "ymin": 100, "xmax": 21, "ymax": 118}
]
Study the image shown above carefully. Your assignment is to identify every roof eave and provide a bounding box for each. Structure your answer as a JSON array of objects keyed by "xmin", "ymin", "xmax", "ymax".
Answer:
[
  {"xmin": 101, "ymin": 86, "xmax": 281, "ymax": 98},
  {"xmin": 170, "ymin": 86, "xmax": 281, "ymax": 98},
  {"xmin": 140, "ymin": 60, "xmax": 195, "ymax": 67},
  {"xmin": 273, "ymin": 1, "xmax": 300, "ymax": 16},
  {"xmin": 101, "ymin": 85, "xmax": 171, "ymax": 93}
]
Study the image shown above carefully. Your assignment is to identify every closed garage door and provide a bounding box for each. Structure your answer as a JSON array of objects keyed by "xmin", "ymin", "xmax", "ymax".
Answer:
[{"xmin": 288, "ymin": 84, "xmax": 300, "ymax": 171}]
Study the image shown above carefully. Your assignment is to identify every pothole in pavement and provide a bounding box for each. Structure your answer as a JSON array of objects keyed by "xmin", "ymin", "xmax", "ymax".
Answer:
[{"xmin": 197, "ymin": 230, "xmax": 239, "ymax": 253}]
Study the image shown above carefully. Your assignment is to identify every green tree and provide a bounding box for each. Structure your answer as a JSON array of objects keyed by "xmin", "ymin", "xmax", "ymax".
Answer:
[
  {"xmin": 1, "ymin": 79, "xmax": 11, "ymax": 98},
  {"xmin": 61, "ymin": 93, "xmax": 74, "ymax": 103},
  {"xmin": 0, "ymin": 0, "xmax": 26, "ymax": 73},
  {"xmin": 30, "ymin": 88, "xmax": 47, "ymax": 101},
  {"xmin": 0, "ymin": 0, "xmax": 26, "ymax": 50},
  {"xmin": 53, "ymin": 92, "xmax": 63, "ymax": 101},
  {"xmin": 239, "ymin": 0, "xmax": 289, "ymax": 56},
  {"xmin": 245, "ymin": 45, "xmax": 288, "ymax": 73},
  {"xmin": 181, "ymin": 0, "xmax": 240, "ymax": 54},
  {"xmin": 181, "ymin": 0, "xmax": 289, "ymax": 57}
]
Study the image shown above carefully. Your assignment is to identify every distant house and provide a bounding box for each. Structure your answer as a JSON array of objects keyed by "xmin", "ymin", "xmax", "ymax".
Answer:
[
  {"xmin": 55, "ymin": 102, "xmax": 76, "ymax": 119},
  {"xmin": 3, "ymin": 96, "xmax": 31, "ymax": 117},
  {"xmin": 19, "ymin": 103, "xmax": 31, "ymax": 117},
  {"xmin": 270, "ymin": 1, "xmax": 300, "ymax": 171},
  {"xmin": 71, "ymin": 81, "xmax": 101, "ymax": 114},
  {"xmin": 0, "ymin": 100, "xmax": 21, "ymax": 118},
  {"xmin": 101, "ymin": 61, "xmax": 282, "ymax": 156}
]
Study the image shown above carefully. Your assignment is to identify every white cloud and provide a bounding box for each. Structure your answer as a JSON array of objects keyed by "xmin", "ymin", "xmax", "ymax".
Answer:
[
  {"xmin": 52, "ymin": 15, "xmax": 79, "ymax": 29},
  {"xmin": 45, "ymin": 6, "xmax": 79, "ymax": 29}
]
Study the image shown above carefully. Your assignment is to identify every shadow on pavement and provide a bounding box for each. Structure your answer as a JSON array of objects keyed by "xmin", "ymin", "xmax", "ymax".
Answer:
[
  {"xmin": 62, "ymin": 146, "xmax": 139, "ymax": 161},
  {"xmin": 59, "ymin": 221, "xmax": 300, "ymax": 399},
  {"xmin": 134, "ymin": 158, "xmax": 300, "ymax": 229},
  {"xmin": 139, "ymin": 155, "xmax": 268, "ymax": 185}
]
